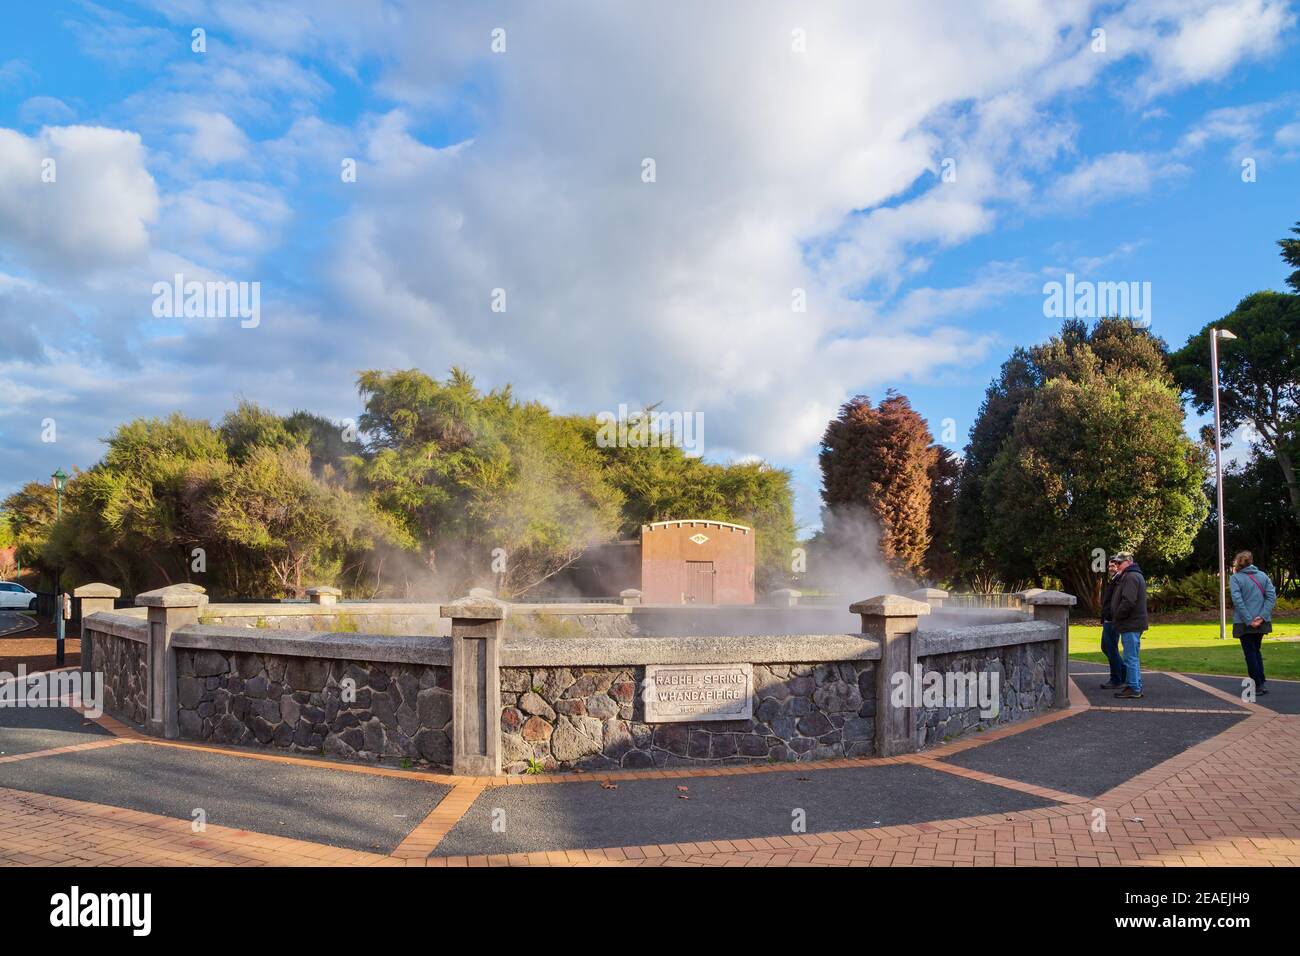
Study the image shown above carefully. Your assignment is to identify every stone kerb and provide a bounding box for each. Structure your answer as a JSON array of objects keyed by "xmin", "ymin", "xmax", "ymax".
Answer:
[
  {"xmin": 851, "ymin": 594, "xmax": 929, "ymax": 757},
  {"xmin": 136, "ymin": 584, "xmax": 208, "ymax": 738},
  {"xmin": 1024, "ymin": 589, "xmax": 1076, "ymax": 708},
  {"xmin": 73, "ymin": 583, "xmax": 121, "ymax": 678},
  {"xmin": 442, "ymin": 597, "xmax": 508, "ymax": 776}
]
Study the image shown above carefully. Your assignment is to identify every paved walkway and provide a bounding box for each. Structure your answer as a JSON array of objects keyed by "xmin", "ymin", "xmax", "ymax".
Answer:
[
  {"xmin": 0, "ymin": 611, "xmax": 38, "ymax": 639},
  {"xmin": 0, "ymin": 668, "xmax": 1297, "ymax": 867}
]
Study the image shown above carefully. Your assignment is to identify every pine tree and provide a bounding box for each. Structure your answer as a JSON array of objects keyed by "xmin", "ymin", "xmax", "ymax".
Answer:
[{"xmin": 820, "ymin": 391, "xmax": 934, "ymax": 577}]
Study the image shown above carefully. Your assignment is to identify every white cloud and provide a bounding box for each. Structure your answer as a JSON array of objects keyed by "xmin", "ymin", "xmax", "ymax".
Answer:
[
  {"xmin": 1277, "ymin": 121, "xmax": 1300, "ymax": 150},
  {"xmin": 18, "ymin": 96, "xmax": 76, "ymax": 126},
  {"xmin": 1133, "ymin": 0, "xmax": 1295, "ymax": 99},
  {"xmin": 3, "ymin": 0, "xmax": 1298, "ymax": 505},
  {"xmin": 176, "ymin": 111, "xmax": 251, "ymax": 166},
  {"xmin": 0, "ymin": 125, "xmax": 159, "ymax": 275},
  {"xmin": 1052, "ymin": 151, "xmax": 1190, "ymax": 204}
]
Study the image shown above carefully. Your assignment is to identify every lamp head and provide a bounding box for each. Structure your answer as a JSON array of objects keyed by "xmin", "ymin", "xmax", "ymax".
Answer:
[{"xmin": 51, "ymin": 468, "xmax": 69, "ymax": 492}]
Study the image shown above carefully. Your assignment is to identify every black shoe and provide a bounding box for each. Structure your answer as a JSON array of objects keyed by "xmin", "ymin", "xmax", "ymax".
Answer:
[
  {"xmin": 1115, "ymin": 687, "xmax": 1144, "ymax": 699},
  {"xmin": 1099, "ymin": 681, "xmax": 1124, "ymax": 690},
  {"xmin": 1257, "ymin": 687, "xmax": 1269, "ymax": 696}
]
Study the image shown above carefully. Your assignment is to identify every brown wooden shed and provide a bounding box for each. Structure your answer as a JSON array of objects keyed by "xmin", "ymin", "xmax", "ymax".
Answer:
[{"xmin": 639, "ymin": 520, "xmax": 755, "ymax": 605}]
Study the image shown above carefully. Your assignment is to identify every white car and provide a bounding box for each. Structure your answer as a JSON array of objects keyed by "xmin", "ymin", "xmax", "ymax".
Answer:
[{"xmin": 0, "ymin": 582, "xmax": 38, "ymax": 610}]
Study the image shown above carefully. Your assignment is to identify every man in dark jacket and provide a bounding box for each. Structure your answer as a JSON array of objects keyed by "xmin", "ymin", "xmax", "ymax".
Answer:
[
  {"xmin": 1099, "ymin": 556, "xmax": 1125, "ymax": 689},
  {"xmin": 1109, "ymin": 552, "xmax": 1148, "ymax": 698}
]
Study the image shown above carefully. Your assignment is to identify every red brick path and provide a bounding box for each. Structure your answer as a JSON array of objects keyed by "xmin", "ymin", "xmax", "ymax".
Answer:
[{"xmin": 1, "ymin": 673, "xmax": 1296, "ymax": 867}]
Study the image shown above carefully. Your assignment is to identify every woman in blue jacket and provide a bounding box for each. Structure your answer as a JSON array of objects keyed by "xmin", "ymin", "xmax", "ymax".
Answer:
[{"xmin": 1229, "ymin": 551, "xmax": 1276, "ymax": 696}]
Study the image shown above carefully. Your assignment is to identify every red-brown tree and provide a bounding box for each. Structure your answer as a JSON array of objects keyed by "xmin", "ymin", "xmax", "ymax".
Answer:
[{"xmin": 819, "ymin": 391, "xmax": 935, "ymax": 578}]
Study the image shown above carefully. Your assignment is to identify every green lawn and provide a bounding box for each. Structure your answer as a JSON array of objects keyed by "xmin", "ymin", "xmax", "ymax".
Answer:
[{"xmin": 1070, "ymin": 617, "xmax": 1300, "ymax": 680}]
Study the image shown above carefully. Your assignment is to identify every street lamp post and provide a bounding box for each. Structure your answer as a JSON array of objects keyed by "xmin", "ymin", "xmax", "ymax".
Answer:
[
  {"xmin": 1210, "ymin": 330, "xmax": 1236, "ymax": 641},
  {"xmin": 51, "ymin": 468, "xmax": 68, "ymax": 665}
]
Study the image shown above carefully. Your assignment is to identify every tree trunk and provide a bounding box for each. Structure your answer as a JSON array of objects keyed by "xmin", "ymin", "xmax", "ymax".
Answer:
[
  {"xmin": 1061, "ymin": 562, "xmax": 1100, "ymax": 616},
  {"xmin": 1273, "ymin": 438, "xmax": 1300, "ymax": 529}
]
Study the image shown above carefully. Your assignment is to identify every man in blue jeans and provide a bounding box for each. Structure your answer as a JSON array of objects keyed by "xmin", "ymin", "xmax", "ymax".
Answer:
[
  {"xmin": 1108, "ymin": 552, "xmax": 1148, "ymax": 699},
  {"xmin": 1098, "ymin": 557, "xmax": 1125, "ymax": 689}
]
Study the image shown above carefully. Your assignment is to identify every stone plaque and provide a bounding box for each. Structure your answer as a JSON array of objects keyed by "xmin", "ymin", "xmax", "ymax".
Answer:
[{"xmin": 643, "ymin": 663, "xmax": 753, "ymax": 723}]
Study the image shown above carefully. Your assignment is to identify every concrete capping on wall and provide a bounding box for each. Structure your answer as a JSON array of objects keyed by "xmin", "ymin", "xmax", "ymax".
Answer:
[
  {"xmin": 305, "ymin": 585, "xmax": 342, "ymax": 605},
  {"xmin": 510, "ymin": 603, "xmax": 632, "ymax": 616},
  {"xmin": 75, "ymin": 584, "xmax": 122, "ymax": 678},
  {"xmin": 171, "ymin": 624, "xmax": 452, "ymax": 666},
  {"xmin": 136, "ymin": 583, "xmax": 209, "ymax": 608},
  {"xmin": 82, "ymin": 611, "xmax": 150, "ymax": 642},
  {"xmin": 768, "ymin": 588, "xmax": 801, "ymax": 607},
  {"xmin": 195, "ymin": 601, "xmax": 636, "ymax": 620},
  {"xmin": 197, "ymin": 601, "xmax": 433, "ymax": 620},
  {"xmin": 908, "ymin": 587, "xmax": 948, "ymax": 610},
  {"xmin": 502, "ymin": 633, "xmax": 881, "ymax": 668},
  {"xmin": 915, "ymin": 620, "xmax": 1061, "ymax": 657}
]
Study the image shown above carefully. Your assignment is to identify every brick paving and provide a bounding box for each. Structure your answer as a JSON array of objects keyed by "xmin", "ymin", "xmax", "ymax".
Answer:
[{"xmin": 0, "ymin": 672, "xmax": 1296, "ymax": 867}]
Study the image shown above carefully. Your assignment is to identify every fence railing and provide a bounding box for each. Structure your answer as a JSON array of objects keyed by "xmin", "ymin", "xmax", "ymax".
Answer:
[{"xmin": 943, "ymin": 592, "xmax": 1024, "ymax": 609}]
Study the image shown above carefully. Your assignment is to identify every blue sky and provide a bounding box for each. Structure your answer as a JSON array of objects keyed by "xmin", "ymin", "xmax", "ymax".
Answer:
[{"xmin": 1, "ymin": 1, "xmax": 1298, "ymax": 533}]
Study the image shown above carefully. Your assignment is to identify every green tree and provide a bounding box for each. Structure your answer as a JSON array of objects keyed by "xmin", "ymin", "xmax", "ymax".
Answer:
[
  {"xmin": 1170, "ymin": 291, "xmax": 1300, "ymax": 527},
  {"xmin": 207, "ymin": 445, "xmax": 386, "ymax": 597},
  {"xmin": 926, "ymin": 445, "xmax": 962, "ymax": 585},
  {"xmin": 957, "ymin": 318, "xmax": 1173, "ymax": 591},
  {"xmin": 48, "ymin": 414, "xmax": 228, "ymax": 591},
  {"xmin": 38, "ymin": 408, "xmax": 392, "ymax": 598},
  {"xmin": 985, "ymin": 366, "xmax": 1208, "ymax": 613},
  {"xmin": 352, "ymin": 369, "xmax": 622, "ymax": 596},
  {"xmin": 1279, "ymin": 219, "xmax": 1300, "ymax": 293},
  {"xmin": 954, "ymin": 349, "xmax": 1040, "ymax": 589},
  {"xmin": 1205, "ymin": 446, "xmax": 1300, "ymax": 593},
  {"xmin": 0, "ymin": 481, "xmax": 59, "ymax": 584}
]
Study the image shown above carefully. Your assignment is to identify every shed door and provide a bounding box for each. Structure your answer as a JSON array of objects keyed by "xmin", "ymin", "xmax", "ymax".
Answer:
[{"xmin": 685, "ymin": 561, "xmax": 715, "ymax": 604}]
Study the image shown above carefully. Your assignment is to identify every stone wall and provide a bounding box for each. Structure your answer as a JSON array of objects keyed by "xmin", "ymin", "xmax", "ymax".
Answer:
[
  {"xmin": 174, "ymin": 648, "xmax": 453, "ymax": 766},
  {"xmin": 500, "ymin": 661, "xmax": 876, "ymax": 773},
  {"xmin": 97, "ymin": 631, "xmax": 148, "ymax": 727},
  {"xmin": 913, "ymin": 640, "xmax": 1057, "ymax": 748}
]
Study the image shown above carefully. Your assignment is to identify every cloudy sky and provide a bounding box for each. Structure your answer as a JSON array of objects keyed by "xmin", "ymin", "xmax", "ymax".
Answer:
[{"xmin": 1, "ymin": 0, "xmax": 1298, "ymax": 530}]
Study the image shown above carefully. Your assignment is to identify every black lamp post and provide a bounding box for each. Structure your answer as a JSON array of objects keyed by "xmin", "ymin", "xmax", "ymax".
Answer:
[{"xmin": 51, "ymin": 468, "xmax": 68, "ymax": 665}]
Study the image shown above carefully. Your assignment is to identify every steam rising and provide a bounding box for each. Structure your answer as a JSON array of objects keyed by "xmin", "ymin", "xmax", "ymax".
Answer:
[{"xmin": 805, "ymin": 503, "xmax": 908, "ymax": 600}]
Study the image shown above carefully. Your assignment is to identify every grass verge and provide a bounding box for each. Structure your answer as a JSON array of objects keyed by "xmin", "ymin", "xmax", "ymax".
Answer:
[{"xmin": 1070, "ymin": 617, "xmax": 1300, "ymax": 680}]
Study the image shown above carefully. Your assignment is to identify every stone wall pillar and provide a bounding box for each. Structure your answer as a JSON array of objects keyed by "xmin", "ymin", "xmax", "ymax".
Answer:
[
  {"xmin": 136, "ymin": 584, "xmax": 208, "ymax": 738},
  {"xmin": 73, "ymin": 583, "xmax": 121, "ymax": 678},
  {"xmin": 1025, "ymin": 590, "xmax": 1076, "ymax": 708},
  {"xmin": 441, "ymin": 598, "xmax": 508, "ymax": 776},
  {"xmin": 769, "ymin": 588, "xmax": 801, "ymax": 608},
  {"xmin": 907, "ymin": 587, "xmax": 947, "ymax": 610},
  {"xmin": 851, "ymin": 594, "xmax": 930, "ymax": 757},
  {"xmin": 1013, "ymin": 588, "xmax": 1044, "ymax": 609},
  {"xmin": 305, "ymin": 586, "xmax": 341, "ymax": 605}
]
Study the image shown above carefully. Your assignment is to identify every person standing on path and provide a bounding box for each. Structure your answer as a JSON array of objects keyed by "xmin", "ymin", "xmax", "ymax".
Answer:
[
  {"xmin": 1109, "ymin": 552, "xmax": 1148, "ymax": 699},
  {"xmin": 1229, "ymin": 550, "xmax": 1276, "ymax": 697},
  {"xmin": 1099, "ymin": 556, "xmax": 1126, "ymax": 689}
]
